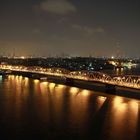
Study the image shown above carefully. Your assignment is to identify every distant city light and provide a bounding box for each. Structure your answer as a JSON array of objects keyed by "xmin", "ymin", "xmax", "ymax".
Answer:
[
  {"xmin": 111, "ymin": 56, "xmax": 115, "ymax": 59},
  {"xmin": 20, "ymin": 56, "xmax": 25, "ymax": 59}
]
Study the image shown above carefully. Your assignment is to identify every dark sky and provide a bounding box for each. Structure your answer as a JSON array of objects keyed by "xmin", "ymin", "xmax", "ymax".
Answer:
[{"xmin": 0, "ymin": 0, "xmax": 140, "ymax": 57}]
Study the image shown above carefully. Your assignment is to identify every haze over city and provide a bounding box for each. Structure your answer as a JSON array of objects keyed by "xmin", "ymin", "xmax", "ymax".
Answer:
[{"xmin": 0, "ymin": 0, "xmax": 140, "ymax": 57}]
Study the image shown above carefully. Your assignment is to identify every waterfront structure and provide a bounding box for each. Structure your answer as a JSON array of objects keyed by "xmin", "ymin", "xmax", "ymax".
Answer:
[{"xmin": 0, "ymin": 65, "xmax": 140, "ymax": 91}]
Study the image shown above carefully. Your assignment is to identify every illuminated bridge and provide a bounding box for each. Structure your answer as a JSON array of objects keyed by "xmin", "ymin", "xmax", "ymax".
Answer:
[{"xmin": 0, "ymin": 65, "xmax": 140, "ymax": 91}]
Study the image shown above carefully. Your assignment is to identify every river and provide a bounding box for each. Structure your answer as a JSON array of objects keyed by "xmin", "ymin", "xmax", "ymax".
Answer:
[
  {"xmin": 0, "ymin": 75, "xmax": 139, "ymax": 140},
  {"xmin": 102, "ymin": 64, "xmax": 140, "ymax": 76}
]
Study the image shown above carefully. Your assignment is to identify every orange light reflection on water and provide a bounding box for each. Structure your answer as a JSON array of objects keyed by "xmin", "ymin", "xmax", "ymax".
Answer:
[
  {"xmin": 48, "ymin": 83, "xmax": 56, "ymax": 93},
  {"xmin": 107, "ymin": 96, "xmax": 139, "ymax": 140},
  {"xmin": 80, "ymin": 90, "xmax": 91, "ymax": 97},
  {"xmin": 40, "ymin": 82, "xmax": 49, "ymax": 95},
  {"xmin": 69, "ymin": 87, "xmax": 80, "ymax": 95},
  {"xmin": 97, "ymin": 96, "xmax": 107, "ymax": 107}
]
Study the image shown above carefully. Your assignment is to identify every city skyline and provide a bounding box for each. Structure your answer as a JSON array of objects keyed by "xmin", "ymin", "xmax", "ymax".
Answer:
[{"xmin": 0, "ymin": 0, "xmax": 140, "ymax": 57}]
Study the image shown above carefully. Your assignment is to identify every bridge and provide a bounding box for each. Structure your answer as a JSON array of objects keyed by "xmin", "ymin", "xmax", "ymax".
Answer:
[{"xmin": 0, "ymin": 64, "xmax": 140, "ymax": 91}]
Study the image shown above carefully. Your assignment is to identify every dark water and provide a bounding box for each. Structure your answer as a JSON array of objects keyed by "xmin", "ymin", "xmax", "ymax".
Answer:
[
  {"xmin": 102, "ymin": 64, "xmax": 140, "ymax": 76},
  {"xmin": 0, "ymin": 75, "xmax": 140, "ymax": 140}
]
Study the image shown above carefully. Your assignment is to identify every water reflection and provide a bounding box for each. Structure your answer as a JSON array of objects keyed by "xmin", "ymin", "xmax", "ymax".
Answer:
[
  {"xmin": 116, "ymin": 68, "xmax": 124, "ymax": 75},
  {"xmin": 69, "ymin": 87, "xmax": 80, "ymax": 95},
  {"xmin": 40, "ymin": 82, "xmax": 48, "ymax": 95},
  {"xmin": 0, "ymin": 75, "xmax": 139, "ymax": 139},
  {"xmin": 103, "ymin": 64, "xmax": 140, "ymax": 76},
  {"xmin": 0, "ymin": 75, "xmax": 3, "ymax": 83},
  {"xmin": 103, "ymin": 96, "xmax": 139, "ymax": 140},
  {"xmin": 97, "ymin": 96, "xmax": 107, "ymax": 107},
  {"xmin": 48, "ymin": 83, "xmax": 56, "ymax": 93}
]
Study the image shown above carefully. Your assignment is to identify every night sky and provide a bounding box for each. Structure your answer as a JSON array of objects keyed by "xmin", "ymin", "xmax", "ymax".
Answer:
[{"xmin": 0, "ymin": 0, "xmax": 140, "ymax": 57}]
